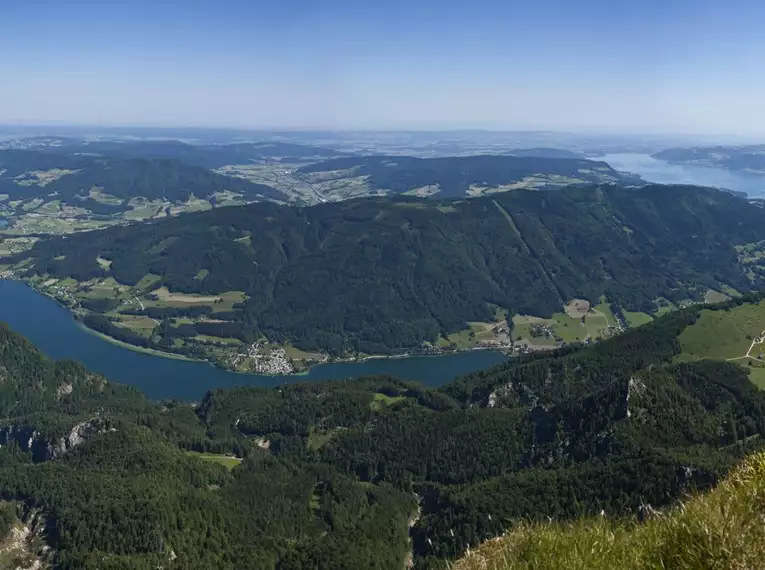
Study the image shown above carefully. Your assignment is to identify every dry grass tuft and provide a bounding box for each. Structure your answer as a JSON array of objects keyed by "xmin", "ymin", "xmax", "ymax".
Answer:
[{"xmin": 455, "ymin": 453, "xmax": 765, "ymax": 570}]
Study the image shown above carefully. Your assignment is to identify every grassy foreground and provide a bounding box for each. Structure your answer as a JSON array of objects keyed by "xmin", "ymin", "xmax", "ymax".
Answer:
[{"xmin": 454, "ymin": 452, "xmax": 765, "ymax": 570}]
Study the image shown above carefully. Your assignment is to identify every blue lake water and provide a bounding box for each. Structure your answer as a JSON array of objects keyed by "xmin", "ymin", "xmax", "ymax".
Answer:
[
  {"xmin": 0, "ymin": 218, "xmax": 7, "ymax": 230},
  {"xmin": 597, "ymin": 153, "xmax": 765, "ymax": 198},
  {"xmin": 0, "ymin": 280, "xmax": 509, "ymax": 401}
]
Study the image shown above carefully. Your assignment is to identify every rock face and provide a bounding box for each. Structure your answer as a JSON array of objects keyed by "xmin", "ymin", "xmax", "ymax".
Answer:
[
  {"xmin": 0, "ymin": 507, "xmax": 54, "ymax": 570},
  {"xmin": 55, "ymin": 382, "xmax": 74, "ymax": 400},
  {"xmin": 0, "ymin": 418, "xmax": 111, "ymax": 462},
  {"xmin": 625, "ymin": 375, "xmax": 647, "ymax": 419}
]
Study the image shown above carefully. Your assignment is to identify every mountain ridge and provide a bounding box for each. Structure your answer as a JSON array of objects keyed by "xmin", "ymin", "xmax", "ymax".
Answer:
[
  {"xmin": 9, "ymin": 183, "xmax": 765, "ymax": 358},
  {"xmin": 297, "ymin": 154, "xmax": 634, "ymax": 197},
  {"xmin": 0, "ymin": 150, "xmax": 287, "ymax": 206}
]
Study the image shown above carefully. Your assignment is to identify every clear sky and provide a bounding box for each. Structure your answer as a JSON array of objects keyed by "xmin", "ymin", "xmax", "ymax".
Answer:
[{"xmin": 2, "ymin": 0, "xmax": 765, "ymax": 134}]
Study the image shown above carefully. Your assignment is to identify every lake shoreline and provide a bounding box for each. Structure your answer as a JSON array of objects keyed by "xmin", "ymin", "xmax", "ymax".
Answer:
[
  {"xmin": 82, "ymin": 314, "xmax": 514, "ymax": 375},
  {"xmin": 3, "ymin": 277, "xmax": 513, "ymax": 379},
  {"xmin": 77, "ymin": 321, "xmax": 199, "ymax": 363},
  {"xmin": 594, "ymin": 153, "xmax": 765, "ymax": 198},
  {"xmin": 0, "ymin": 277, "xmax": 511, "ymax": 400}
]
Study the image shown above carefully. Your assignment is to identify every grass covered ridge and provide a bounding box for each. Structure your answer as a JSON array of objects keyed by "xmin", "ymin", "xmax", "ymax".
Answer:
[{"xmin": 455, "ymin": 452, "xmax": 765, "ymax": 570}]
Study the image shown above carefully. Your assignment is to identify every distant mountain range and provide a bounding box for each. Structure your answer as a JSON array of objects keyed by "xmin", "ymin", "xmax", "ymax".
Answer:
[
  {"xmin": 11, "ymin": 183, "xmax": 765, "ymax": 356},
  {"xmin": 298, "ymin": 154, "xmax": 634, "ymax": 198},
  {"xmin": 0, "ymin": 137, "xmax": 345, "ymax": 168},
  {"xmin": 654, "ymin": 145, "xmax": 765, "ymax": 174},
  {"xmin": 505, "ymin": 147, "xmax": 584, "ymax": 159},
  {"xmin": 0, "ymin": 142, "xmax": 632, "ymax": 220}
]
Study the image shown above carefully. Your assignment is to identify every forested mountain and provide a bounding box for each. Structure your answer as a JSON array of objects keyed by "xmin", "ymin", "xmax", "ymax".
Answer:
[
  {"xmin": 0, "ymin": 323, "xmax": 416, "ymax": 569},
  {"xmin": 0, "ymin": 150, "xmax": 287, "ymax": 210},
  {"xmin": 12, "ymin": 184, "xmax": 765, "ymax": 355},
  {"xmin": 506, "ymin": 147, "xmax": 583, "ymax": 159},
  {"xmin": 19, "ymin": 139, "xmax": 344, "ymax": 169},
  {"xmin": 298, "ymin": 154, "xmax": 633, "ymax": 197},
  {"xmin": 1, "ymin": 295, "xmax": 765, "ymax": 568},
  {"xmin": 653, "ymin": 145, "xmax": 765, "ymax": 174}
]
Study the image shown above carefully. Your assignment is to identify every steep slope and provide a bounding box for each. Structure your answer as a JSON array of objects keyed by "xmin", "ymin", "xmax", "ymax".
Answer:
[
  {"xmin": 10, "ymin": 184, "xmax": 765, "ymax": 355},
  {"xmin": 298, "ymin": 154, "xmax": 632, "ymax": 197},
  {"xmin": 455, "ymin": 451, "xmax": 765, "ymax": 570},
  {"xmin": 0, "ymin": 323, "xmax": 416, "ymax": 569},
  {"xmin": 190, "ymin": 299, "xmax": 765, "ymax": 567},
  {"xmin": 1, "ymin": 295, "xmax": 765, "ymax": 568},
  {"xmin": 0, "ymin": 323, "xmax": 154, "ymax": 460}
]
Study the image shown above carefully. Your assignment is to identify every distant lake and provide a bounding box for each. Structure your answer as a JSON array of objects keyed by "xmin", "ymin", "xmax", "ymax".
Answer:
[
  {"xmin": 597, "ymin": 153, "xmax": 765, "ymax": 198},
  {"xmin": 0, "ymin": 280, "xmax": 509, "ymax": 401},
  {"xmin": 0, "ymin": 218, "xmax": 7, "ymax": 230}
]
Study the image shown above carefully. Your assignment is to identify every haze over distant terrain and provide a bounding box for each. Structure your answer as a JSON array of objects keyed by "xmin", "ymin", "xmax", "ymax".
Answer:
[{"xmin": 3, "ymin": 0, "xmax": 765, "ymax": 134}]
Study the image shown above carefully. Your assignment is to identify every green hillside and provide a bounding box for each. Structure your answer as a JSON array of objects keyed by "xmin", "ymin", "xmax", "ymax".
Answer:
[
  {"xmin": 9, "ymin": 184, "xmax": 765, "ymax": 357},
  {"xmin": 0, "ymin": 294, "xmax": 765, "ymax": 567},
  {"xmin": 677, "ymin": 298, "xmax": 765, "ymax": 361},
  {"xmin": 0, "ymin": 150, "xmax": 286, "ymax": 207},
  {"xmin": 455, "ymin": 451, "xmax": 765, "ymax": 570},
  {"xmin": 298, "ymin": 154, "xmax": 632, "ymax": 197}
]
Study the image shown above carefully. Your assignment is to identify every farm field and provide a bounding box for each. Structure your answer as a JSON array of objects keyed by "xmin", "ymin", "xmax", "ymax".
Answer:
[
  {"xmin": 437, "ymin": 309, "xmax": 511, "ymax": 349},
  {"xmin": 512, "ymin": 300, "xmax": 619, "ymax": 349},
  {"xmin": 370, "ymin": 393, "xmax": 406, "ymax": 411},
  {"xmin": 624, "ymin": 310, "xmax": 653, "ymax": 327},
  {"xmin": 747, "ymin": 363, "xmax": 765, "ymax": 389},
  {"xmin": 185, "ymin": 452, "xmax": 242, "ymax": 470},
  {"xmin": 215, "ymin": 164, "xmax": 318, "ymax": 204},
  {"xmin": 676, "ymin": 300, "xmax": 765, "ymax": 361},
  {"xmin": 705, "ymin": 289, "xmax": 731, "ymax": 304}
]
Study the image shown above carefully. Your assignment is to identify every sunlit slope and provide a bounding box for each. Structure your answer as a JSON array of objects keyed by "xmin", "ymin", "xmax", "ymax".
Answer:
[
  {"xmin": 677, "ymin": 300, "xmax": 765, "ymax": 361},
  {"xmin": 455, "ymin": 452, "xmax": 765, "ymax": 570},
  {"xmin": 676, "ymin": 298, "xmax": 765, "ymax": 388}
]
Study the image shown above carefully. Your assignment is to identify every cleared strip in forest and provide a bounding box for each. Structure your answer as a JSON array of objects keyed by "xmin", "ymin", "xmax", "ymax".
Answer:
[{"xmin": 491, "ymin": 199, "xmax": 564, "ymax": 304}]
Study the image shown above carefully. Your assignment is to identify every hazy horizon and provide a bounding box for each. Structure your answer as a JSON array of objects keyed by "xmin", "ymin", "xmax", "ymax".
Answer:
[{"xmin": 4, "ymin": 0, "xmax": 765, "ymax": 135}]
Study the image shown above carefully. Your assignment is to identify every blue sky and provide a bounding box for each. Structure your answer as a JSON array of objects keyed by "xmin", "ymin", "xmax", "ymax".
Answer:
[{"xmin": 2, "ymin": 0, "xmax": 765, "ymax": 134}]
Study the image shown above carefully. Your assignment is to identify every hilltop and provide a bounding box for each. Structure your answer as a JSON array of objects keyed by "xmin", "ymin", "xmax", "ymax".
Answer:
[
  {"xmin": 653, "ymin": 145, "xmax": 765, "ymax": 175},
  {"xmin": 0, "ymin": 293, "xmax": 764, "ymax": 567},
  {"xmin": 7, "ymin": 183, "xmax": 765, "ymax": 368}
]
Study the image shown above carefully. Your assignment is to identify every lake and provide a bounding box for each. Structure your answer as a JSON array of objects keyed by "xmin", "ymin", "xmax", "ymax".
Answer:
[
  {"xmin": 597, "ymin": 153, "xmax": 765, "ymax": 198},
  {"xmin": 0, "ymin": 218, "xmax": 7, "ymax": 230},
  {"xmin": 0, "ymin": 280, "xmax": 509, "ymax": 401}
]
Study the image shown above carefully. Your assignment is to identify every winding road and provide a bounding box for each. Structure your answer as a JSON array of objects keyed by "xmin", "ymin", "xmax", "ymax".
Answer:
[{"xmin": 727, "ymin": 329, "xmax": 765, "ymax": 362}]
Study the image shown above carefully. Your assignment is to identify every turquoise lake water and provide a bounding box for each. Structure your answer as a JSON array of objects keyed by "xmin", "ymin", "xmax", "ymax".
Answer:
[{"xmin": 0, "ymin": 280, "xmax": 509, "ymax": 401}]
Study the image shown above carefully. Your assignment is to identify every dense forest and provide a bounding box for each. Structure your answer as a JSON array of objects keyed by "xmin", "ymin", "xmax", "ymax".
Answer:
[
  {"xmin": 298, "ymin": 154, "xmax": 633, "ymax": 196},
  {"xmin": 0, "ymin": 150, "xmax": 287, "ymax": 209},
  {"xmin": 13, "ymin": 184, "xmax": 765, "ymax": 355},
  {"xmin": 1, "ymin": 294, "xmax": 765, "ymax": 568}
]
